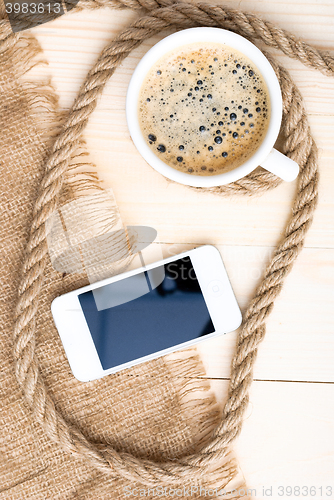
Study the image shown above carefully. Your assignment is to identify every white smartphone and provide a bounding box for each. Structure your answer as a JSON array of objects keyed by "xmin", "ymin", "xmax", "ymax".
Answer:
[{"xmin": 51, "ymin": 245, "xmax": 242, "ymax": 382}]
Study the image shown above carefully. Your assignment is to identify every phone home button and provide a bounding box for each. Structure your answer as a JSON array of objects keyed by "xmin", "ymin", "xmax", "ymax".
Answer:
[{"xmin": 207, "ymin": 280, "xmax": 225, "ymax": 297}]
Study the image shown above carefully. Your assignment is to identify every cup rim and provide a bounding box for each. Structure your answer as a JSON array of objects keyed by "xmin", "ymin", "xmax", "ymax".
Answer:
[{"xmin": 126, "ymin": 27, "xmax": 282, "ymax": 188}]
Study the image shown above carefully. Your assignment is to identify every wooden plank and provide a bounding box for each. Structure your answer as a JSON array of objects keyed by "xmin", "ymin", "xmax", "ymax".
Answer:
[
  {"xmin": 136, "ymin": 242, "xmax": 334, "ymax": 383},
  {"xmin": 32, "ymin": 2, "xmax": 334, "ymax": 113},
  {"xmin": 210, "ymin": 378, "xmax": 334, "ymax": 499},
  {"xmin": 30, "ymin": 6, "xmax": 334, "ymax": 253},
  {"xmin": 197, "ymin": 244, "xmax": 334, "ymax": 384},
  {"xmin": 30, "ymin": 4, "xmax": 334, "ymax": 382},
  {"xmin": 29, "ymin": 5, "xmax": 334, "ymax": 496},
  {"xmin": 83, "ymin": 132, "xmax": 334, "ymax": 249}
]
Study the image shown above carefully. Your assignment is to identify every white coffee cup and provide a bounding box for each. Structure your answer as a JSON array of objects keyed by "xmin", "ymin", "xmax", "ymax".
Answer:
[{"xmin": 126, "ymin": 27, "xmax": 299, "ymax": 188}]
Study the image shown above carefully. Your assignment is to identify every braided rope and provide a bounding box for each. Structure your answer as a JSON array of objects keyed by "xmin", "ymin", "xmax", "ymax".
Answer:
[{"xmin": 7, "ymin": 0, "xmax": 331, "ymax": 487}]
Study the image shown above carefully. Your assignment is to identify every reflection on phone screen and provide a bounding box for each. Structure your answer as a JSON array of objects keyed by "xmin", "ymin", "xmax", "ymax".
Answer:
[{"xmin": 78, "ymin": 257, "xmax": 214, "ymax": 370}]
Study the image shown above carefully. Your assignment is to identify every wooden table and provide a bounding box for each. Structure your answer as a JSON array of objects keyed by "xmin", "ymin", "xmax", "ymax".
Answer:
[{"xmin": 33, "ymin": 1, "xmax": 334, "ymax": 497}]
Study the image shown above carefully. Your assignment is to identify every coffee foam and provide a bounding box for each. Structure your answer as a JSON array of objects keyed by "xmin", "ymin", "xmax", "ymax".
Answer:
[{"xmin": 138, "ymin": 43, "xmax": 270, "ymax": 176}]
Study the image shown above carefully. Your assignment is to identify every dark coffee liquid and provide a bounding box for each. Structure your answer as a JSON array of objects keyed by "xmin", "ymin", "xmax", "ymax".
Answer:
[{"xmin": 138, "ymin": 43, "xmax": 270, "ymax": 176}]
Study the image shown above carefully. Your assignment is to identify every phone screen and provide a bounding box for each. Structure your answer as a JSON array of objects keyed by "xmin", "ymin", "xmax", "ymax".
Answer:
[{"xmin": 78, "ymin": 257, "xmax": 214, "ymax": 370}]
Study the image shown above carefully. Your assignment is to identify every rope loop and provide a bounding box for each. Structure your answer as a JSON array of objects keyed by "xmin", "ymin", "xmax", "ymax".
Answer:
[{"xmin": 10, "ymin": 1, "xmax": 333, "ymax": 488}]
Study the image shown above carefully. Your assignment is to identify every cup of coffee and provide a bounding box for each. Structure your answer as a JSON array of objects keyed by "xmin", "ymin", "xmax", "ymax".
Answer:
[{"xmin": 126, "ymin": 27, "xmax": 299, "ymax": 188}]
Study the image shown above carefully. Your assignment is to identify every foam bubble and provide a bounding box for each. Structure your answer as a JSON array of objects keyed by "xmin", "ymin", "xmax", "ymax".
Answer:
[{"xmin": 138, "ymin": 42, "xmax": 270, "ymax": 176}]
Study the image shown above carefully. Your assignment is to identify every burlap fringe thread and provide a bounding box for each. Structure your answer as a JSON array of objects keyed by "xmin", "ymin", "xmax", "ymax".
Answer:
[{"xmin": 1, "ymin": 0, "xmax": 333, "ymax": 497}]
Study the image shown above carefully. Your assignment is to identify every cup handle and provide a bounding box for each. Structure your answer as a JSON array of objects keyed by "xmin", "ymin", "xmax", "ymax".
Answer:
[{"xmin": 260, "ymin": 148, "xmax": 299, "ymax": 182}]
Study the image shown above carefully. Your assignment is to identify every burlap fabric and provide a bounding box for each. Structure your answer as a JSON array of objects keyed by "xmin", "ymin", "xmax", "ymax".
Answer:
[
  {"xmin": 1, "ymin": 1, "xmax": 334, "ymax": 498},
  {"xmin": 0, "ymin": 8, "xmax": 238, "ymax": 500},
  {"xmin": 0, "ymin": 41, "xmax": 229, "ymax": 500}
]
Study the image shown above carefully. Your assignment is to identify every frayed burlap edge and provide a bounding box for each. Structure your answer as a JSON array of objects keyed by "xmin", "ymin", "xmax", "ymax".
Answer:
[
  {"xmin": 1, "ymin": 9, "xmax": 245, "ymax": 499},
  {"xmin": 4, "ymin": 0, "xmax": 334, "ymax": 497}
]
